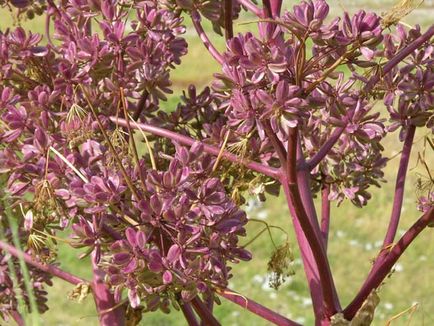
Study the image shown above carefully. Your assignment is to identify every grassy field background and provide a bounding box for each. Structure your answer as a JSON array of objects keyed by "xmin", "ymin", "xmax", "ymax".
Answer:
[{"xmin": 1, "ymin": 1, "xmax": 434, "ymax": 325}]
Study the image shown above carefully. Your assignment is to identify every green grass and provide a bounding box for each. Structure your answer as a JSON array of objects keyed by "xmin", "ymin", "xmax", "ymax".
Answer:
[{"xmin": 1, "ymin": 2, "xmax": 434, "ymax": 325}]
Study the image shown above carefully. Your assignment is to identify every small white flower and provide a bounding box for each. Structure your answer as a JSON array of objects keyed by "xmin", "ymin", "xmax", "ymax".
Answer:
[
  {"xmin": 336, "ymin": 230, "xmax": 346, "ymax": 238},
  {"xmin": 365, "ymin": 243, "xmax": 373, "ymax": 251},
  {"xmin": 383, "ymin": 302, "xmax": 394, "ymax": 310},
  {"xmin": 393, "ymin": 263, "xmax": 404, "ymax": 272},
  {"xmin": 257, "ymin": 210, "xmax": 268, "ymax": 220}
]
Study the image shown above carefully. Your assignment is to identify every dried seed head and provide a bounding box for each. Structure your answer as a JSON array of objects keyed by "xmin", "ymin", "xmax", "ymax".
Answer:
[
  {"xmin": 68, "ymin": 283, "xmax": 91, "ymax": 303},
  {"xmin": 381, "ymin": 0, "xmax": 423, "ymax": 28},
  {"xmin": 267, "ymin": 241, "xmax": 295, "ymax": 290}
]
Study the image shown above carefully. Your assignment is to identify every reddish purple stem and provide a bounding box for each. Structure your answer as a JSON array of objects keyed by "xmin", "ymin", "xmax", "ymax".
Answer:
[
  {"xmin": 269, "ymin": 0, "xmax": 283, "ymax": 17},
  {"xmin": 343, "ymin": 208, "xmax": 434, "ymax": 319},
  {"xmin": 91, "ymin": 251, "xmax": 125, "ymax": 326},
  {"xmin": 9, "ymin": 311, "xmax": 24, "ymax": 326},
  {"xmin": 190, "ymin": 297, "xmax": 221, "ymax": 326},
  {"xmin": 110, "ymin": 117, "xmax": 280, "ymax": 179},
  {"xmin": 219, "ymin": 289, "xmax": 301, "ymax": 325},
  {"xmin": 306, "ymin": 108, "xmax": 355, "ymax": 171},
  {"xmin": 296, "ymin": 141, "xmax": 340, "ymax": 319},
  {"xmin": 180, "ymin": 302, "xmax": 200, "ymax": 326},
  {"xmin": 191, "ymin": 11, "xmax": 224, "ymax": 65},
  {"xmin": 133, "ymin": 90, "xmax": 149, "ymax": 120},
  {"xmin": 382, "ymin": 125, "xmax": 416, "ymax": 247},
  {"xmin": 285, "ymin": 128, "xmax": 339, "ymax": 319},
  {"xmin": 224, "ymin": 0, "xmax": 234, "ymax": 40},
  {"xmin": 0, "ymin": 240, "xmax": 86, "ymax": 285}
]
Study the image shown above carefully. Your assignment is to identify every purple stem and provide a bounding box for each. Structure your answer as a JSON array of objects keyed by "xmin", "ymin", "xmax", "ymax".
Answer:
[
  {"xmin": 219, "ymin": 289, "xmax": 302, "ymax": 325},
  {"xmin": 269, "ymin": 0, "xmax": 283, "ymax": 17},
  {"xmin": 0, "ymin": 240, "xmax": 86, "ymax": 285},
  {"xmin": 281, "ymin": 180, "xmax": 338, "ymax": 320},
  {"xmin": 344, "ymin": 127, "xmax": 417, "ymax": 320},
  {"xmin": 297, "ymin": 162, "xmax": 341, "ymax": 315},
  {"xmin": 45, "ymin": 14, "xmax": 55, "ymax": 50},
  {"xmin": 191, "ymin": 11, "xmax": 224, "ymax": 65},
  {"xmin": 237, "ymin": 0, "xmax": 264, "ymax": 17},
  {"xmin": 296, "ymin": 140, "xmax": 335, "ymax": 319},
  {"xmin": 110, "ymin": 117, "xmax": 280, "ymax": 179},
  {"xmin": 91, "ymin": 251, "xmax": 125, "ymax": 326},
  {"xmin": 343, "ymin": 207, "xmax": 434, "ymax": 320},
  {"xmin": 262, "ymin": 0, "xmax": 273, "ymax": 18},
  {"xmin": 283, "ymin": 190, "xmax": 325, "ymax": 322},
  {"xmin": 133, "ymin": 90, "xmax": 149, "ymax": 121},
  {"xmin": 202, "ymin": 292, "xmax": 214, "ymax": 326},
  {"xmin": 180, "ymin": 302, "xmax": 199, "ymax": 326},
  {"xmin": 382, "ymin": 125, "xmax": 416, "ymax": 247},
  {"xmin": 284, "ymin": 128, "xmax": 338, "ymax": 319},
  {"xmin": 9, "ymin": 310, "xmax": 24, "ymax": 326},
  {"xmin": 263, "ymin": 120, "xmax": 287, "ymax": 165},
  {"xmin": 306, "ymin": 108, "xmax": 355, "ymax": 171},
  {"xmin": 320, "ymin": 184, "xmax": 331, "ymax": 250},
  {"xmin": 190, "ymin": 297, "xmax": 221, "ymax": 326},
  {"xmin": 224, "ymin": 0, "xmax": 234, "ymax": 40},
  {"xmin": 296, "ymin": 139, "xmax": 324, "ymax": 249}
]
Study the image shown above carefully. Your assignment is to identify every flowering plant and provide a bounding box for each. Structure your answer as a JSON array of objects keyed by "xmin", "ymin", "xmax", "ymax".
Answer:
[{"xmin": 0, "ymin": 0, "xmax": 433, "ymax": 325}]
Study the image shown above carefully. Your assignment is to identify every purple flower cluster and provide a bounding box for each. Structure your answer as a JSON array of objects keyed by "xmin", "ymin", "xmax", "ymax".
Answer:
[
  {"xmin": 73, "ymin": 144, "xmax": 250, "ymax": 310},
  {"xmin": 0, "ymin": 0, "xmax": 248, "ymax": 315},
  {"xmin": 0, "ymin": 0, "xmax": 433, "ymax": 322},
  {"xmin": 382, "ymin": 25, "xmax": 434, "ymax": 139},
  {"xmin": 211, "ymin": 1, "xmax": 390, "ymax": 206}
]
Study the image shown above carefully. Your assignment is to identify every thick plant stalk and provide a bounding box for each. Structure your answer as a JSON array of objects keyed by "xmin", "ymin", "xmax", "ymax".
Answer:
[
  {"xmin": 224, "ymin": 0, "xmax": 234, "ymax": 40},
  {"xmin": 284, "ymin": 128, "xmax": 339, "ymax": 319},
  {"xmin": 257, "ymin": 3, "xmax": 340, "ymax": 318},
  {"xmin": 296, "ymin": 141, "xmax": 326, "ymax": 251},
  {"xmin": 262, "ymin": 0, "xmax": 273, "ymax": 18},
  {"xmin": 191, "ymin": 11, "xmax": 224, "ymax": 65},
  {"xmin": 269, "ymin": 0, "xmax": 283, "ymax": 17},
  {"xmin": 296, "ymin": 142, "xmax": 340, "ymax": 319},
  {"xmin": 382, "ymin": 125, "xmax": 416, "ymax": 246},
  {"xmin": 343, "ymin": 208, "xmax": 434, "ymax": 320},
  {"xmin": 111, "ymin": 117, "xmax": 280, "ymax": 179},
  {"xmin": 201, "ymin": 293, "xmax": 214, "ymax": 326},
  {"xmin": 180, "ymin": 302, "xmax": 199, "ymax": 326},
  {"xmin": 190, "ymin": 297, "xmax": 221, "ymax": 326},
  {"xmin": 218, "ymin": 288, "xmax": 301, "ymax": 325},
  {"xmin": 283, "ymin": 193, "xmax": 325, "ymax": 322},
  {"xmin": 91, "ymin": 251, "xmax": 125, "ymax": 326},
  {"xmin": 0, "ymin": 240, "xmax": 86, "ymax": 285},
  {"xmin": 282, "ymin": 180, "xmax": 339, "ymax": 320}
]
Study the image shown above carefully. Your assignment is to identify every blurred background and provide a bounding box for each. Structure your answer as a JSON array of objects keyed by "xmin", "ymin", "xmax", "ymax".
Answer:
[{"xmin": 1, "ymin": 1, "xmax": 433, "ymax": 325}]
